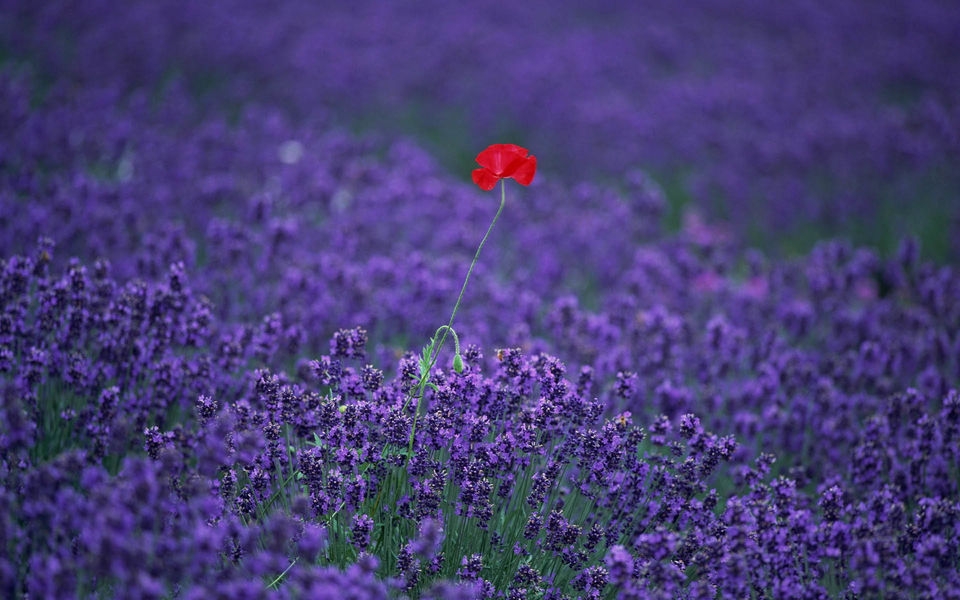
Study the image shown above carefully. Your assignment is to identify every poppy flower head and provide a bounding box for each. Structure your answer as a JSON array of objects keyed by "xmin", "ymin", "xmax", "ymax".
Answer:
[{"xmin": 471, "ymin": 143, "xmax": 537, "ymax": 191}]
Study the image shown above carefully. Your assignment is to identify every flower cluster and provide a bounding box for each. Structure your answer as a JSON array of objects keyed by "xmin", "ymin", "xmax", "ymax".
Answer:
[
  {"xmin": 3, "ymin": 3, "xmax": 960, "ymax": 597},
  {"xmin": 4, "ymin": 251, "xmax": 958, "ymax": 597}
]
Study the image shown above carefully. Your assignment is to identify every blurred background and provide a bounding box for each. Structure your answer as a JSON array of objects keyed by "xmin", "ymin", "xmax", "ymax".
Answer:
[{"xmin": 2, "ymin": 0, "xmax": 959, "ymax": 261}]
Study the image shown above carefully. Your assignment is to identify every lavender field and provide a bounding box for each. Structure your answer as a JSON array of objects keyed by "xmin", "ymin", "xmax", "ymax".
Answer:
[{"xmin": 1, "ymin": 1, "xmax": 959, "ymax": 598}]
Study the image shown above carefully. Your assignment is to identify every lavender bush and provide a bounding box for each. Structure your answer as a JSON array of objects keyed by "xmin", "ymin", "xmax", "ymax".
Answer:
[
  {"xmin": 2, "ymin": 2, "xmax": 960, "ymax": 598},
  {"xmin": 3, "ymin": 0, "xmax": 959, "ymax": 258}
]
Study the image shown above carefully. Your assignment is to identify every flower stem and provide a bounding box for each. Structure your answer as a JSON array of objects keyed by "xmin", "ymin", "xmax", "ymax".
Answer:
[
  {"xmin": 407, "ymin": 180, "xmax": 508, "ymax": 436},
  {"xmin": 434, "ymin": 179, "xmax": 507, "ymax": 364}
]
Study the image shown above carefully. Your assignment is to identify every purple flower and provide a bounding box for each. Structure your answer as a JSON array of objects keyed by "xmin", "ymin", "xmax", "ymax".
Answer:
[
  {"xmin": 604, "ymin": 545, "xmax": 634, "ymax": 586},
  {"xmin": 350, "ymin": 514, "xmax": 375, "ymax": 553}
]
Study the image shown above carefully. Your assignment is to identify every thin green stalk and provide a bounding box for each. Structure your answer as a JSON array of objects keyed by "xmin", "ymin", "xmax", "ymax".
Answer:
[
  {"xmin": 406, "ymin": 180, "xmax": 509, "ymax": 441},
  {"xmin": 266, "ymin": 558, "xmax": 298, "ymax": 589},
  {"xmin": 433, "ymin": 179, "xmax": 507, "ymax": 372}
]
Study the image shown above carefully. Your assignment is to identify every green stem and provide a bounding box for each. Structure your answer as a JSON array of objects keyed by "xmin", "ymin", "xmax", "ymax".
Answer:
[
  {"xmin": 434, "ymin": 179, "xmax": 507, "ymax": 364},
  {"xmin": 408, "ymin": 180, "xmax": 508, "ymax": 407}
]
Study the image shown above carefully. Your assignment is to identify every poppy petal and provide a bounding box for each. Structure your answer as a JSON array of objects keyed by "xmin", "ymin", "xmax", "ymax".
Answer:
[
  {"xmin": 475, "ymin": 144, "xmax": 529, "ymax": 175},
  {"xmin": 510, "ymin": 155, "xmax": 537, "ymax": 186},
  {"xmin": 499, "ymin": 156, "xmax": 524, "ymax": 178},
  {"xmin": 472, "ymin": 168, "xmax": 499, "ymax": 191}
]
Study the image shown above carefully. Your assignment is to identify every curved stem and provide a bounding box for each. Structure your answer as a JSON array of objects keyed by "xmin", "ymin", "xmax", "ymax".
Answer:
[
  {"xmin": 404, "ymin": 179, "xmax": 507, "ymax": 434},
  {"xmin": 434, "ymin": 179, "xmax": 507, "ymax": 361},
  {"xmin": 407, "ymin": 180, "xmax": 508, "ymax": 413}
]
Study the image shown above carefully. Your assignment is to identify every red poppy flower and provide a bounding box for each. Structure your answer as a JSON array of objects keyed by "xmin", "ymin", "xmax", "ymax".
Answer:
[{"xmin": 471, "ymin": 143, "xmax": 537, "ymax": 191}]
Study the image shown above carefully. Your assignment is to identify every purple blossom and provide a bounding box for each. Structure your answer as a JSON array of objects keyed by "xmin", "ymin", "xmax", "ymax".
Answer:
[{"xmin": 2, "ymin": 4, "xmax": 960, "ymax": 596}]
